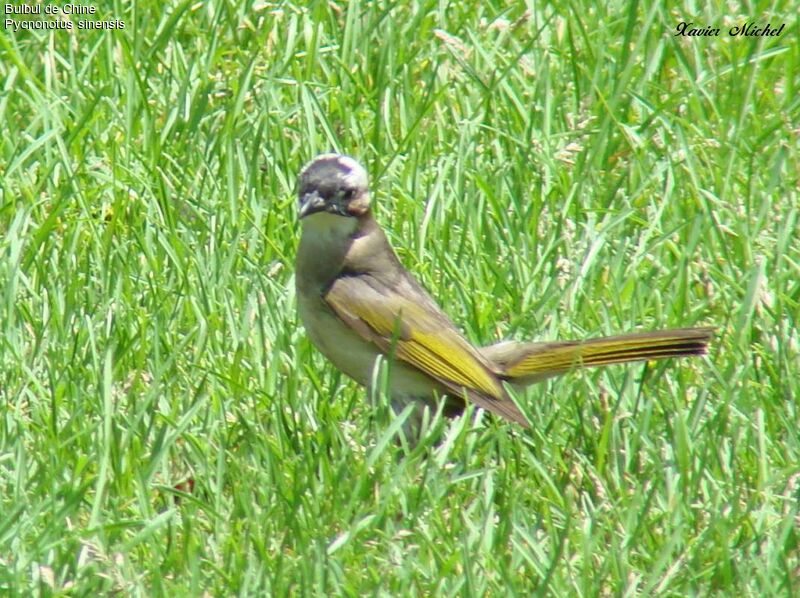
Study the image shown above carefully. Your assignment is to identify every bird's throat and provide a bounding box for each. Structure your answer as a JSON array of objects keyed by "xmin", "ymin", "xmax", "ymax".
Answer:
[
  {"xmin": 301, "ymin": 211, "xmax": 360, "ymax": 240},
  {"xmin": 297, "ymin": 212, "xmax": 361, "ymax": 292}
]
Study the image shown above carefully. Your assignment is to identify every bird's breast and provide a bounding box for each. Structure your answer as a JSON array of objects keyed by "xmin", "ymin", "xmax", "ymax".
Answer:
[
  {"xmin": 297, "ymin": 293, "xmax": 440, "ymax": 399},
  {"xmin": 297, "ymin": 292, "xmax": 379, "ymax": 385}
]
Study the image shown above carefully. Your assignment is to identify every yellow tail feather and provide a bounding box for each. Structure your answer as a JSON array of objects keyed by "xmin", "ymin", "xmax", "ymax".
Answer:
[{"xmin": 482, "ymin": 327, "xmax": 714, "ymax": 386}]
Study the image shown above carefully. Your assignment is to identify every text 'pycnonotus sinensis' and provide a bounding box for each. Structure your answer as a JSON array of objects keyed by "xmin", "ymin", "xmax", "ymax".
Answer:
[{"xmin": 295, "ymin": 153, "xmax": 713, "ymax": 427}]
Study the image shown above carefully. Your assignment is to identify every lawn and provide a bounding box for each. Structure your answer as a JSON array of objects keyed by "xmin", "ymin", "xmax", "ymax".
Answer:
[{"xmin": 1, "ymin": 0, "xmax": 798, "ymax": 594}]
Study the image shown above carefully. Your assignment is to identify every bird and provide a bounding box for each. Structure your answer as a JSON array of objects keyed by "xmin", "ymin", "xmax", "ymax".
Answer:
[{"xmin": 294, "ymin": 153, "xmax": 713, "ymax": 429}]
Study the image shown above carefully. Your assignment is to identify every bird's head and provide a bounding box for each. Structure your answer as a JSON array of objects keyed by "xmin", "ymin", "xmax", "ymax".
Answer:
[{"xmin": 297, "ymin": 154, "xmax": 371, "ymax": 221}]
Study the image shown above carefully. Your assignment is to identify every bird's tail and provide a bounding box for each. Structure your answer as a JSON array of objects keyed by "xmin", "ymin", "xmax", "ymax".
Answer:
[{"xmin": 482, "ymin": 327, "xmax": 714, "ymax": 386}]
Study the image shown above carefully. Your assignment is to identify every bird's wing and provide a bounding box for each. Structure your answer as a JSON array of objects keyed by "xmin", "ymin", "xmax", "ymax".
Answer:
[{"xmin": 324, "ymin": 274, "xmax": 528, "ymax": 426}]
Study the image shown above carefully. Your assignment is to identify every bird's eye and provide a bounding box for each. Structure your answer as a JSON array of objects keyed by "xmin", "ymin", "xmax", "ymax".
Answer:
[{"xmin": 342, "ymin": 189, "xmax": 354, "ymax": 201}]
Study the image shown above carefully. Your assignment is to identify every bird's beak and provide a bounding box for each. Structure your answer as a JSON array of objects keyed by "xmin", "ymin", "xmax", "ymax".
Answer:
[{"xmin": 298, "ymin": 191, "xmax": 326, "ymax": 219}]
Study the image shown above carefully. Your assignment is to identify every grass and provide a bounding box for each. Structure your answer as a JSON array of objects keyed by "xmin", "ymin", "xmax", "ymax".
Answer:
[{"xmin": 1, "ymin": 0, "xmax": 798, "ymax": 594}]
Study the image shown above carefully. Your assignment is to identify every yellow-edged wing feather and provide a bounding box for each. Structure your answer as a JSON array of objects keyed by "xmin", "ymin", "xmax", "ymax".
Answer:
[{"xmin": 324, "ymin": 275, "xmax": 527, "ymax": 425}]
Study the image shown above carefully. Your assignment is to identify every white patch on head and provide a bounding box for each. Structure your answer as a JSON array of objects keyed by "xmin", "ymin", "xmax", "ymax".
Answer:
[
  {"xmin": 300, "ymin": 153, "xmax": 368, "ymax": 190},
  {"xmin": 334, "ymin": 155, "xmax": 368, "ymax": 189}
]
